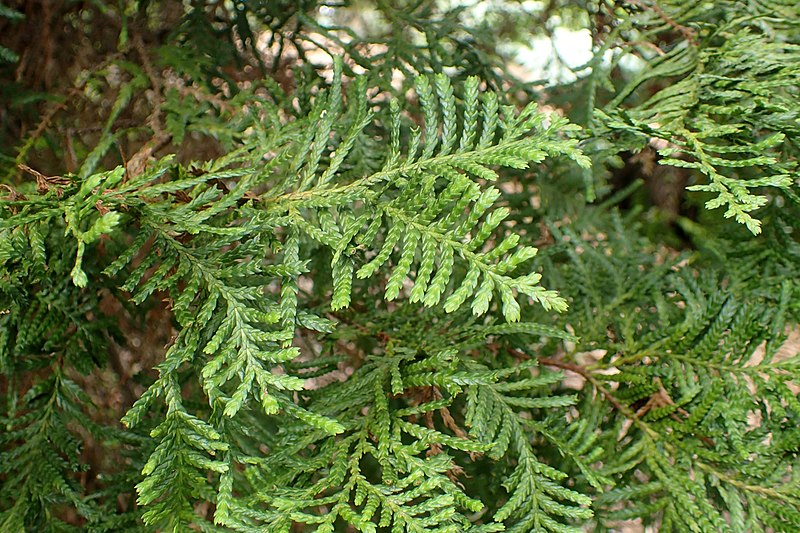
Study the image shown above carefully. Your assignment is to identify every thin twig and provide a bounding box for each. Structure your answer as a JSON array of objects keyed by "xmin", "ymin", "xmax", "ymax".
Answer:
[
  {"xmin": 133, "ymin": 33, "xmax": 166, "ymax": 135},
  {"xmin": 627, "ymin": 0, "xmax": 697, "ymax": 45},
  {"xmin": 535, "ymin": 353, "xmax": 632, "ymax": 415}
]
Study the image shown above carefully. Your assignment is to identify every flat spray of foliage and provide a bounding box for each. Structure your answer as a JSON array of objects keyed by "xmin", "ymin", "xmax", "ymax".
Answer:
[{"xmin": 1, "ymin": 1, "xmax": 799, "ymax": 531}]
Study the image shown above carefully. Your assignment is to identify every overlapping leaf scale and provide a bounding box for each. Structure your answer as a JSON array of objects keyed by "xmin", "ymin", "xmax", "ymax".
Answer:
[
  {"xmin": 326, "ymin": 74, "xmax": 588, "ymax": 322},
  {"xmin": 113, "ymin": 178, "xmax": 339, "ymax": 430},
  {"xmin": 598, "ymin": 24, "xmax": 800, "ymax": 235},
  {"xmin": 228, "ymin": 349, "xmax": 501, "ymax": 532},
  {"xmin": 464, "ymin": 361, "xmax": 592, "ymax": 531}
]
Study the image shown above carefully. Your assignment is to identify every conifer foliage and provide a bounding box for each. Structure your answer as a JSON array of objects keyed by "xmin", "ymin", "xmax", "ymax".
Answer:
[{"xmin": 1, "ymin": 1, "xmax": 799, "ymax": 531}]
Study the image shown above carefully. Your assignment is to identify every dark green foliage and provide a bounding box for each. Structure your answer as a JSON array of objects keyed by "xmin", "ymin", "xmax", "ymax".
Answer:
[{"xmin": 2, "ymin": 1, "xmax": 799, "ymax": 531}]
